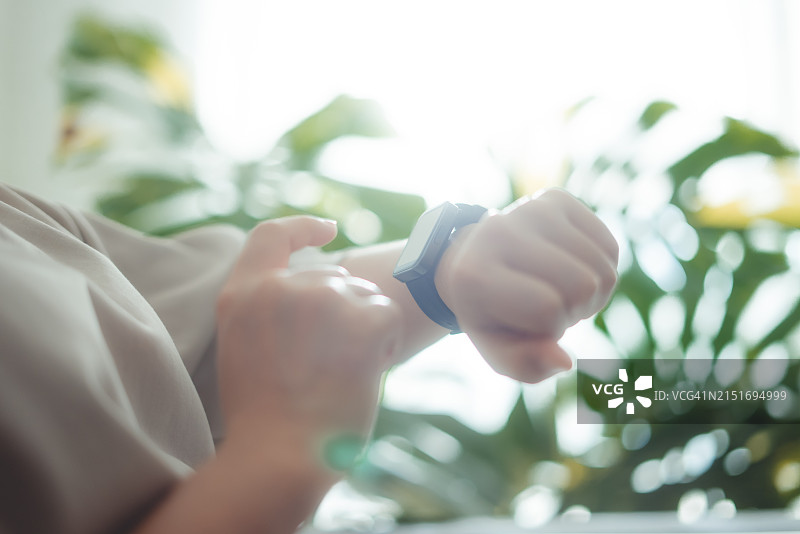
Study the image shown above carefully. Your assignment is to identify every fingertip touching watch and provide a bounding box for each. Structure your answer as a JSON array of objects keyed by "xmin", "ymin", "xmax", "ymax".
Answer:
[{"xmin": 393, "ymin": 202, "xmax": 487, "ymax": 333}]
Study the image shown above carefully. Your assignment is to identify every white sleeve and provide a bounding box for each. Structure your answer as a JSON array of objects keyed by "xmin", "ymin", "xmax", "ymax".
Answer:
[
  {"xmin": 3, "ymin": 184, "xmax": 342, "ymax": 443},
  {"xmin": 0, "ymin": 239, "xmax": 197, "ymax": 534}
]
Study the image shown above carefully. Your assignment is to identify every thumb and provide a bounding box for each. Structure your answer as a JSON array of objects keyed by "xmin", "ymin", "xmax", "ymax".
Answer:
[
  {"xmin": 470, "ymin": 331, "xmax": 573, "ymax": 384},
  {"xmin": 232, "ymin": 216, "xmax": 338, "ymax": 276}
]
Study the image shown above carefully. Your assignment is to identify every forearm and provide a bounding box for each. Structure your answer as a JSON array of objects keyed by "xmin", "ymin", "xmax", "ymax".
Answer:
[
  {"xmin": 340, "ymin": 240, "xmax": 448, "ymax": 363},
  {"xmin": 146, "ymin": 216, "xmax": 398, "ymax": 534},
  {"xmin": 132, "ymin": 420, "xmax": 334, "ymax": 534}
]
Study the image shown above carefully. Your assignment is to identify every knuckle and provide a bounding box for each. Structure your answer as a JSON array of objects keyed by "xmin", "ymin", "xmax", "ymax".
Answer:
[
  {"xmin": 540, "ymin": 187, "xmax": 574, "ymax": 205},
  {"xmin": 608, "ymin": 238, "xmax": 621, "ymax": 265},
  {"xmin": 251, "ymin": 219, "xmax": 280, "ymax": 237},
  {"xmin": 344, "ymin": 275, "xmax": 381, "ymax": 295},
  {"xmin": 278, "ymin": 279, "xmax": 333, "ymax": 315},
  {"xmin": 535, "ymin": 288, "xmax": 560, "ymax": 315},
  {"xmin": 308, "ymin": 283, "xmax": 344, "ymax": 306},
  {"xmin": 332, "ymin": 265, "xmax": 351, "ymax": 277},
  {"xmin": 249, "ymin": 220, "xmax": 288, "ymax": 246},
  {"xmin": 599, "ymin": 264, "xmax": 618, "ymax": 293},
  {"xmin": 533, "ymin": 289, "xmax": 565, "ymax": 332},
  {"xmin": 573, "ymin": 272, "xmax": 599, "ymax": 303},
  {"xmin": 290, "ymin": 264, "xmax": 350, "ymax": 278},
  {"xmin": 479, "ymin": 214, "xmax": 512, "ymax": 241},
  {"xmin": 367, "ymin": 299, "xmax": 400, "ymax": 330},
  {"xmin": 514, "ymin": 198, "xmax": 564, "ymax": 229}
]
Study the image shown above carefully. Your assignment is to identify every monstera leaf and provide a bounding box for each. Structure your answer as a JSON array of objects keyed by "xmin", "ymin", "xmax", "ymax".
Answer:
[
  {"xmin": 57, "ymin": 13, "xmax": 424, "ymax": 245},
  {"xmin": 57, "ymin": 13, "xmax": 800, "ymax": 526},
  {"xmin": 554, "ymin": 101, "xmax": 800, "ymax": 513},
  {"xmin": 348, "ymin": 102, "xmax": 800, "ymax": 521}
]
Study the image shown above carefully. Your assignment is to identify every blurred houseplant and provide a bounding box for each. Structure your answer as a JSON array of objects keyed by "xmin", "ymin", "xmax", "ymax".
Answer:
[
  {"xmin": 57, "ymin": 13, "xmax": 800, "ymax": 525},
  {"xmin": 57, "ymin": 14, "xmax": 425, "ymax": 248}
]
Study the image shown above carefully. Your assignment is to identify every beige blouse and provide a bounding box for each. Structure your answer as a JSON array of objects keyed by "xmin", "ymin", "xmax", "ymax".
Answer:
[{"xmin": 0, "ymin": 183, "xmax": 294, "ymax": 533}]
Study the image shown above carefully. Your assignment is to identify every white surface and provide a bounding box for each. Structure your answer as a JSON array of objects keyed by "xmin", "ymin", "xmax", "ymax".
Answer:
[{"xmin": 300, "ymin": 510, "xmax": 800, "ymax": 534}]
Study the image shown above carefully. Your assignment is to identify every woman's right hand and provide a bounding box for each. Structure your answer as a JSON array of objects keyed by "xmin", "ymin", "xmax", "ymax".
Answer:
[
  {"xmin": 215, "ymin": 216, "xmax": 401, "ymax": 462},
  {"xmin": 135, "ymin": 217, "xmax": 400, "ymax": 534}
]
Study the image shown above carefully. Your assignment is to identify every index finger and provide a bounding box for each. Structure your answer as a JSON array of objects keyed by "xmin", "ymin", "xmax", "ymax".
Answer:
[{"xmin": 231, "ymin": 216, "xmax": 338, "ymax": 279}]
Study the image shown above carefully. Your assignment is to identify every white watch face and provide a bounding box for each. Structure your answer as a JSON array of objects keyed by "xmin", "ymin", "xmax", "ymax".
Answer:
[{"xmin": 395, "ymin": 204, "xmax": 447, "ymax": 273}]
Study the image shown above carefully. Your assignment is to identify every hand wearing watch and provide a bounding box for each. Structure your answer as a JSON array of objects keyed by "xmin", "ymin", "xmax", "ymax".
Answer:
[{"xmin": 393, "ymin": 202, "xmax": 487, "ymax": 333}]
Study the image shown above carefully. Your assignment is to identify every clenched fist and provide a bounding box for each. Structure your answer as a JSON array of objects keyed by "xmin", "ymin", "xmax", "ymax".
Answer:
[
  {"xmin": 435, "ymin": 189, "xmax": 619, "ymax": 383},
  {"xmin": 216, "ymin": 216, "xmax": 401, "ymax": 460}
]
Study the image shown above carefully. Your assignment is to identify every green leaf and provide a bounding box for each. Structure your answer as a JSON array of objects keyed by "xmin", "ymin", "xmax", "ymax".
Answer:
[
  {"xmin": 157, "ymin": 106, "xmax": 201, "ymax": 142},
  {"xmin": 292, "ymin": 174, "xmax": 425, "ymax": 251},
  {"xmin": 96, "ymin": 173, "xmax": 203, "ymax": 225},
  {"xmin": 66, "ymin": 13, "xmax": 162, "ymax": 70},
  {"xmin": 62, "ymin": 80, "xmax": 101, "ymax": 106},
  {"xmin": 638, "ymin": 100, "xmax": 677, "ymax": 130},
  {"xmin": 713, "ymin": 246, "xmax": 789, "ymax": 355},
  {"xmin": 668, "ymin": 118, "xmax": 798, "ymax": 191},
  {"xmin": 280, "ymin": 95, "xmax": 396, "ymax": 169}
]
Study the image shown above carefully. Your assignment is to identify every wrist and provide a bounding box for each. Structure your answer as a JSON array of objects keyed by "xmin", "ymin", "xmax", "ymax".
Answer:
[
  {"xmin": 433, "ymin": 223, "xmax": 476, "ymax": 314},
  {"xmin": 224, "ymin": 414, "xmax": 322, "ymax": 473},
  {"xmin": 133, "ymin": 416, "xmax": 335, "ymax": 534},
  {"xmin": 225, "ymin": 412, "xmax": 368, "ymax": 478},
  {"xmin": 393, "ymin": 203, "xmax": 487, "ymax": 333},
  {"xmin": 222, "ymin": 416, "xmax": 338, "ymax": 507}
]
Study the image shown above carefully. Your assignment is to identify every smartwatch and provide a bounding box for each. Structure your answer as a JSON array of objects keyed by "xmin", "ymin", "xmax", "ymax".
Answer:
[{"xmin": 393, "ymin": 202, "xmax": 487, "ymax": 333}]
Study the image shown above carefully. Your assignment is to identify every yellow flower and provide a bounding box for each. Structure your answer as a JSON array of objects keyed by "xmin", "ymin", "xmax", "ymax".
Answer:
[
  {"xmin": 142, "ymin": 51, "xmax": 192, "ymax": 110},
  {"xmin": 695, "ymin": 164, "xmax": 800, "ymax": 229}
]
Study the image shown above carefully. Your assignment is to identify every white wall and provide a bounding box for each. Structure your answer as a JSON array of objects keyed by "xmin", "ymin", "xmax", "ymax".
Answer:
[
  {"xmin": 0, "ymin": 0, "xmax": 198, "ymax": 208},
  {"xmin": 2, "ymin": 1, "xmax": 798, "ymax": 210},
  {"xmin": 0, "ymin": 0, "xmax": 11, "ymax": 194},
  {"xmin": 193, "ymin": 0, "xmax": 800, "ymax": 208}
]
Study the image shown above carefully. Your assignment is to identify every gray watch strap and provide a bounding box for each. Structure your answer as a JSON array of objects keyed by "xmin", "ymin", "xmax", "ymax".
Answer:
[
  {"xmin": 407, "ymin": 203, "xmax": 487, "ymax": 334},
  {"xmin": 407, "ymin": 275, "xmax": 461, "ymax": 332}
]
